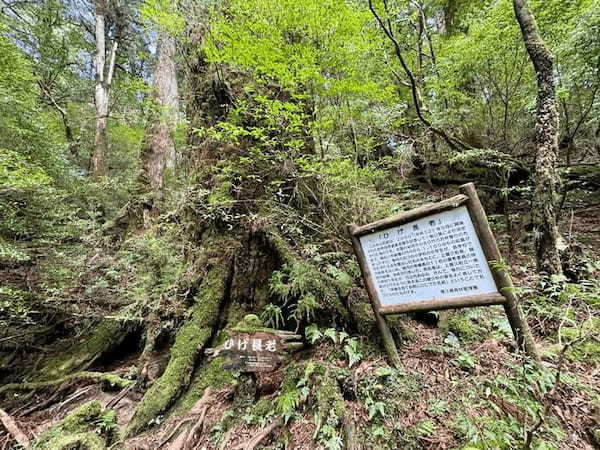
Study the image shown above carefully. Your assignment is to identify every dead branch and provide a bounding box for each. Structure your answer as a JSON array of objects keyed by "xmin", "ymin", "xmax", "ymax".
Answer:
[{"xmin": 0, "ymin": 408, "xmax": 30, "ymax": 448}]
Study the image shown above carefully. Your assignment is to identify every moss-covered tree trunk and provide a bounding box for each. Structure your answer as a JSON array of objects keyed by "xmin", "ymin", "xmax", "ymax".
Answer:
[
  {"xmin": 124, "ymin": 232, "xmax": 235, "ymax": 436},
  {"xmin": 512, "ymin": 0, "xmax": 563, "ymax": 275}
]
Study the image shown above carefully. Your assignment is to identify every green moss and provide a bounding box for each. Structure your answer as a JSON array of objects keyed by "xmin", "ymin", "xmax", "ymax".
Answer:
[
  {"xmin": 207, "ymin": 181, "xmax": 234, "ymax": 204},
  {"xmin": 386, "ymin": 315, "xmax": 416, "ymax": 342},
  {"xmin": 43, "ymin": 432, "xmax": 106, "ymax": 450},
  {"xmin": 315, "ymin": 373, "xmax": 345, "ymax": 423},
  {"xmin": 33, "ymin": 401, "xmax": 116, "ymax": 449},
  {"xmin": 546, "ymin": 318, "xmax": 600, "ymax": 363},
  {"xmin": 175, "ymin": 357, "xmax": 236, "ymax": 414},
  {"xmin": 439, "ymin": 312, "xmax": 480, "ymax": 342},
  {"xmin": 561, "ymin": 321, "xmax": 600, "ymax": 363},
  {"xmin": 36, "ymin": 319, "xmax": 129, "ymax": 380},
  {"xmin": 124, "ymin": 258, "xmax": 230, "ymax": 437},
  {"xmin": 593, "ymin": 428, "xmax": 600, "ymax": 446},
  {"xmin": 230, "ymin": 314, "xmax": 265, "ymax": 333},
  {"xmin": 249, "ymin": 397, "xmax": 274, "ymax": 418},
  {"xmin": 313, "ymin": 370, "xmax": 346, "ymax": 446},
  {"xmin": 0, "ymin": 371, "xmax": 133, "ymax": 395}
]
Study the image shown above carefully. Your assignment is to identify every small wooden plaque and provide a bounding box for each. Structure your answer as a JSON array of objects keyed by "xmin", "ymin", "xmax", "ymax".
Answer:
[{"xmin": 206, "ymin": 330, "xmax": 301, "ymax": 373}]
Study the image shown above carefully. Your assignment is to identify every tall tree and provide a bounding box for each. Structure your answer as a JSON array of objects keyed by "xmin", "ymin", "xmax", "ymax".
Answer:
[
  {"xmin": 512, "ymin": 0, "xmax": 563, "ymax": 275},
  {"xmin": 140, "ymin": 29, "xmax": 179, "ymax": 204},
  {"xmin": 91, "ymin": 0, "xmax": 118, "ymax": 177}
]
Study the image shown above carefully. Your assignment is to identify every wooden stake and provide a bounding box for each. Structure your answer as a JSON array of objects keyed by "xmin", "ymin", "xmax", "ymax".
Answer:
[
  {"xmin": 347, "ymin": 224, "xmax": 401, "ymax": 367},
  {"xmin": 460, "ymin": 183, "xmax": 539, "ymax": 360}
]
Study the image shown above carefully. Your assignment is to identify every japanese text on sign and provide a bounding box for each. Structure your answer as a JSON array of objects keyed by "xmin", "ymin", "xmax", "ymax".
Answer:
[
  {"xmin": 359, "ymin": 206, "xmax": 498, "ymax": 306},
  {"xmin": 222, "ymin": 337, "xmax": 278, "ymax": 353}
]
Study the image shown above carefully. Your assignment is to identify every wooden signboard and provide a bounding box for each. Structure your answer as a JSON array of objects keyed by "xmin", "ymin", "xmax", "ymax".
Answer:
[
  {"xmin": 206, "ymin": 330, "xmax": 302, "ymax": 373},
  {"xmin": 348, "ymin": 183, "xmax": 538, "ymax": 365}
]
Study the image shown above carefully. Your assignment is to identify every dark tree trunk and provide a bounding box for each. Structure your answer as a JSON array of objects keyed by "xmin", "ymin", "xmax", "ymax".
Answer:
[{"xmin": 512, "ymin": 0, "xmax": 563, "ymax": 275}]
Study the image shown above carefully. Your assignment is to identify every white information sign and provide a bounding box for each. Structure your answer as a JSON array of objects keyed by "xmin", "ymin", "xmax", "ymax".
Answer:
[{"xmin": 359, "ymin": 206, "xmax": 498, "ymax": 307}]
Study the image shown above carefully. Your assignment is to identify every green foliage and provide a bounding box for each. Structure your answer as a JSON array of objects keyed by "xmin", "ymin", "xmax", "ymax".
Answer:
[
  {"xmin": 268, "ymin": 260, "xmax": 346, "ymax": 328},
  {"xmin": 140, "ymin": 0, "xmax": 185, "ymax": 34},
  {"xmin": 276, "ymin": 362, "xmax": 315, "ymax": 423},
  {"xmin": 261, "ymin": 303, "xmax": 284, "ymax": 329},
  {"xmin": 452, "ymin": 361, "xmax": 567, "ymax": 448},
  {"xmin": 343, "ymin": 338, "xmax": 363, "ymax": 368}
]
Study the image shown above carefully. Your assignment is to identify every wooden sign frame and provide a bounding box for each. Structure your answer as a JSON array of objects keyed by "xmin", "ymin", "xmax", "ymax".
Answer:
[{"xmin": 348, "ymin": 183, "xmax": 538, "ymax": 365}]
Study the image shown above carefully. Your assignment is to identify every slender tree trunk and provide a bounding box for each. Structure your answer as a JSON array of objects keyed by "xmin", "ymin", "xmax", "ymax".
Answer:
[
  {"xmin": 141, "ymin": 29, "xmax": 180, "ymax": 203},
  {"xmin": 91, "ymin": 0, "xmax": 117, "ymax": 177},
  {"xmin": 512, "ymin": 0, "xmax": 563, "ymax": 275}
]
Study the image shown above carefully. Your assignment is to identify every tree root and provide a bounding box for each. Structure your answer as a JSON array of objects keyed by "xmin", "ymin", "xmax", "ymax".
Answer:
[
  {"xmin": 124, "ymin": 255, "xmax": 233, "ymax": 437},
  {"xmin": 32, "ymin": 318, "xmax": 133, "ymax": 381},
  {"xmin": 0, "ymin": 371, "xmax": 132, "ymax": 395},
  {"xmin": 158, "ymin": 388, "xmax": 213, "ymax": 450},
  {"xmin": 0, "ymin": 408, "xmax": 30, "ymax": 448},
  {"xmin": 232, "ymin": 416, "xmax": 283, "ymax": 450}
]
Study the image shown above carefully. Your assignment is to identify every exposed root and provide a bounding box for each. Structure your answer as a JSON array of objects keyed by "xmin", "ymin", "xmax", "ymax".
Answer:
[
  {"xmin": 0, "ymin": 408, "xmax": 30, "ymax": 448},
  {"xmin": 343, "ymin": 414, "xmax": 358, "ymax": 450},
  {"xmin": 158, "ymin": 388, "xmax": 213, "ymax": 449},
  {"xmin": 0, "ymin": 371, "xmax": 132, "ymax": 395},
  {"xmin": 106, "ymin": 385, "xmax": 133, "ymax": 409},
  {"xmin": 124, "ymin": 254, "xmax": 233, "ymax": 437},
  {"xmin": 33, "ymin": 318, "xmax": 133, "ymax": 380},
  {"xmin": 19, "ymin": 381, "xmax": 70, "ymax": 416},
  {"xmin": 232, "ymin": 416, "xmax": 283, "ymax": 450},
  {"xmin": 136, "ymin": 315, "xmax": 161, "ymax": 389}
]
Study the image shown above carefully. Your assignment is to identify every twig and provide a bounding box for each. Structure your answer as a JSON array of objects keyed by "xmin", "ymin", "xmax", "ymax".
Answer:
[
  {"xmin": 20, "ymin": 382, "xmax": 70, "ymax": 416},
  {"xmin": 52, "ymin": 385, "xmax": 96, "ymax": 413}
]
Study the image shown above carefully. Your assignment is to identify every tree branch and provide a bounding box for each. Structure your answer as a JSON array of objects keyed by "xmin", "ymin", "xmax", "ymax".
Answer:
[{"xmin": 368, "ymin": 0, "xmax": 471, "ymax": 151}]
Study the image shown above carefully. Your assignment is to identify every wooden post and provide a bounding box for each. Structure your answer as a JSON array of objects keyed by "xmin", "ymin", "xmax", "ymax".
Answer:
[
  {"xmin": 460, "ymin": 183, "xmax": 539, "ymax": 360},
  {"xmin": 347, "ymin": 224, "xmax": 401, "ymax": 367}
]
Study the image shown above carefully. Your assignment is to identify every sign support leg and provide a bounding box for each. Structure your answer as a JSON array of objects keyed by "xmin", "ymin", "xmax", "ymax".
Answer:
[
  {"xmin": 347, "ymin": 225, "xmax": 401, "ymax": 367},
  {"xmin": 460, "ymin": 183, "xmax": 539, "ymax": 361},
  {"xmin": 374, "ymin": 309, "xmax": 402, "ymax": 368}
]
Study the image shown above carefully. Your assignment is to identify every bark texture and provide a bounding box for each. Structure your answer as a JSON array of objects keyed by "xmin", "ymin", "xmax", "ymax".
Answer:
[
  {"xmin": 141, "ymin": 29, "xmax": 180, "ymax": 200},
  {"xmin": 124, "ymin": 236, "xmax": 234, "ymax": 437},
  {"xmin": 91, "ymin": 0, "xmax": 117, "ymax": 177},
  {"xmin": 512, "ymin": 0, "xmax": 563, "ymax": 275}
]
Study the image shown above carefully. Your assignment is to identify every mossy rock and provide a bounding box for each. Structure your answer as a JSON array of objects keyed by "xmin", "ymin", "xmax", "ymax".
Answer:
[
  {"xmin": 439, "ymin": 312, "xmax": 480, "ymax": 342},
  {"xmin": 43, "ymin": 432, "xmax": 107, "ymax": 450},
  {"xmin": 33, "ymin": 401, "xmax": 116, "ymax": 449}
]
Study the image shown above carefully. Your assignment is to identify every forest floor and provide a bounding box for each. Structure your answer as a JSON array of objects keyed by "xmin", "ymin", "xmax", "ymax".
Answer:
[{"xmin": 0, "ymin": 184, "xmax": 598, "ymax": 450}]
